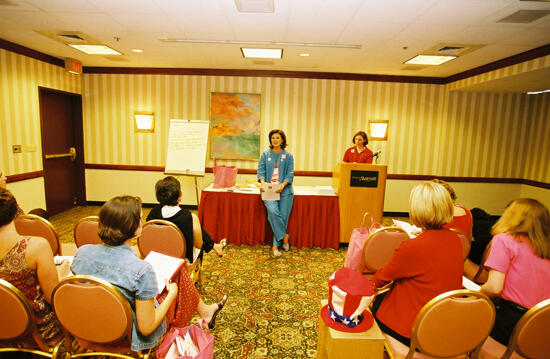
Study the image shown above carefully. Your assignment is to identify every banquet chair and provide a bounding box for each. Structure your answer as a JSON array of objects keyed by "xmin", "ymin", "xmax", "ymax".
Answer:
[
  {"xmin": 138, "ymin": 220, "xmax": 201, "ymax": 285},
  {"xmin": 52, "ymin": 275, "xmax": 151, "ymax": 359},
  {"xmin": 449, "ymin": 228, "xmax": 473, "ymax": 261},
  {"xmin": 14, "ymin": 214, "xmax": 62, "ymax": 256},
  {"xmin": 384, "ymin": 289, "xmax": 495, "ymax": 359},
  {"xmin": 362, "ymin": 226, "xmax": 409, "ymax": 278},
  {"xmin": 480, "ymin": 298, "xmax": 550, "ymax": 359},
  {"xmin": 73, "ymin": 216, "xmax": 102, "ymax": 248},
  {"xmin": 0, "ymin": 279, "xmax": 65, "ymax": 358}
]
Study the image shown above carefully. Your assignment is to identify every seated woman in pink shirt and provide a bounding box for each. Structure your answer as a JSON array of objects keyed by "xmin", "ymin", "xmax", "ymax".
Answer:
[{"xmin": 481, "ymin": 198, "xmax": 550, "ymax": 345}]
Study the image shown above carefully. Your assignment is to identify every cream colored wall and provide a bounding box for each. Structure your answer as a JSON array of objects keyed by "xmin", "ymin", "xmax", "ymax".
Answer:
[
  {"xmin": 520, "ymin": 185, "xmax": 550, "ymax": 210},
  {"xmin": 1, "ymin": 47, "xmax": 548, "ymax": 214},
  {"xmin": 0, "ymin": 49, "xmax": 82, "ymax": 176},
  {"xmin": 5, "ymin": 178, "xmax": 46, "ymax": 212}
]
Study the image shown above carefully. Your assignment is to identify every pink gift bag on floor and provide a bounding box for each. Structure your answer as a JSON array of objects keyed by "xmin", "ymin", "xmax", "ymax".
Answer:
[
  {"xmin": 156, "ymin": 320, "xmax": 213, "ymax": 359},
  {"xmin": 343, "ymin": 212, "xmax": 382, "ymax": 272}
]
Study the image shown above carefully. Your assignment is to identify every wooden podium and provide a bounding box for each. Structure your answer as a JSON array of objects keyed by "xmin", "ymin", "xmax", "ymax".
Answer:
[{"xmin": 332, "ymin": 163, "xmax": 387, "ymax": 243}]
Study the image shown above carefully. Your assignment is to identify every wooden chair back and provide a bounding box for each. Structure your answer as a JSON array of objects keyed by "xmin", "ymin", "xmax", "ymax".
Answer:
[
  {"xmin": 384, "ymin": 289, "xmax": 495, "ymax": 359},
  {"xmin": 504, "ymin": 298, "xmax": 550, "ymax": 359},
  {"xmin": 52, "ymin": 275, "xmax": 133, "ymax": 346},
  {"xmin": 362, "ymin": 226, "xmax": 409, "ymax": 273},
  {"xmin": 138, "ymin": 220, "xmax": 186, "ymax": 259},
  {"xmin": 0, "ymin": 278, "xmax": 62, "ymax": 357},
  {"xmin": 73, "ymin": 216, "xmax": 102, "ymax": 248},
  {"xmin": 14, "ymin": 214, "xmax": 62, "ymax": 256}
]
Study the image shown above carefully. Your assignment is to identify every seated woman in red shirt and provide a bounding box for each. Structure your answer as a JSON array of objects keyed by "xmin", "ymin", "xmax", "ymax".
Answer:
[
  {"xmin": 372, "ymin": 181, "xmax": 463, "ymax": 346},
  {"xmin": 481, "ymin": 198, "xmax": 550, "ymax": 346},
  {"xmin": 342, "ymin": 131, "xmax": 374, "ymax": 163},
  {"xmin": 432, "ymin": 179, "xmax": 473, "ymax": 236}
]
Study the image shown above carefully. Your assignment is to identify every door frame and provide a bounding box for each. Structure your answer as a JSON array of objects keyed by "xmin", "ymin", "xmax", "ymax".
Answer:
[{"xmin": 38, "ymin": 86, "xmax": 86, "ymax": 209}]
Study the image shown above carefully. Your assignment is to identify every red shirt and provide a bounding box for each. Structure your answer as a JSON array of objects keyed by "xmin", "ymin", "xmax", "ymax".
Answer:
[
  {"xmin": 342, "ymin": 146, "xmax": 373, "ymax": 163},
  {"xmin": 444, "ymin": 204, "xmax": 473, "ymax": 236},
  {"xmin": 373, "ymin": 229, "xmax": 463, "ymax": 338}
]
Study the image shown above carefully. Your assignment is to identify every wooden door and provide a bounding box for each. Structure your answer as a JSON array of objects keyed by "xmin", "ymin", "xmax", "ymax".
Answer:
[{"xmin": 38, "ymin": 87, "xmax": 85, "ymax": 215}]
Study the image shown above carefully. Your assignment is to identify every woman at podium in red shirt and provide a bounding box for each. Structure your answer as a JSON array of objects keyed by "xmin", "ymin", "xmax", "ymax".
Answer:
[{"xmin": 342, "ymin": 131, "xmax": 374, "ymax": 163}]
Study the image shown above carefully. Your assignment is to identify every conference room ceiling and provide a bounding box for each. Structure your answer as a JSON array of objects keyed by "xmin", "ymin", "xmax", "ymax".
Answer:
[{"xmin": 1, "ymin": 0, "xmax": 549, "ymax": 91}]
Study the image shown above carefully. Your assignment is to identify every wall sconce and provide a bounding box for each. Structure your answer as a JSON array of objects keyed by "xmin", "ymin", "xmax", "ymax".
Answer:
[
  {"xmin": 368, "ymin": 120, "xmax": 388, "ymax": 140},
  {"xmin": 134, "ymin": 112, "xmax": 155, "ymax": 133}
]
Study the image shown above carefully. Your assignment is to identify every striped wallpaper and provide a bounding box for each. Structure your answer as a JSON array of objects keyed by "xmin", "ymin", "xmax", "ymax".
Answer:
[
  {"xmin": 1, "ymin": 46, "xmax": 548, "ymax": 185},
  {"xmin": 0, "ymin": 49, "xmax": 81, "ymax": 176},
  {"xmin": 448, "ymin": 54, "xmax": 550, "ymax": 91},
  {"xmin": 82, "ymin": 73, "xmax": 549, "ymax": 182},
  {"xmin": 523, "ymin": 93, "xmax": 550, "ymax": 183}
]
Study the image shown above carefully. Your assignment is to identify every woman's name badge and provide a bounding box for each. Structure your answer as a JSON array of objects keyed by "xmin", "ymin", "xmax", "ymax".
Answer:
[
  {"xmin": 351, "ymin": 149, "xmax": 355, "ymax": 153},
  {"xmin": 268, "ymin": 157, "xmax": 271, "ymax": 161},
  {"xmin": 282, "ymin": 154, "xmax": 286, "ymax": 160}
]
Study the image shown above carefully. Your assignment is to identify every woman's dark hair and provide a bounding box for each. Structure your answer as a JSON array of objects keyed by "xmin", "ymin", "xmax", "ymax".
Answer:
[
  {"xmin": 269, "ymin": 129, "xmax": 287, "ymax": 149},
  {"xmin": 98, "ymin": 196, "xmax": 142, "ymax": 246},
  {"xmin": 352, "ymin": 131, "xmax": 368, "ymax": 146},
  {"xmin": 0, "ymin": 188, "xmax": 18, "ymax": 227},
  {"xmin": 155, "ymin": 176, "xmax": 181, "ymax": 206}
]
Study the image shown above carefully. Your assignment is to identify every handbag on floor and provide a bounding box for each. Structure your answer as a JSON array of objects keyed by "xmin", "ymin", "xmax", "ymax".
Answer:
[
  {"xmin": 212, "ymin": 157, "xmax": 238, "ymax": 189},
  {"xmin": 343, "ymin": 212, "xmax": 382, "ymax": 272},
  {"xmin": 157, "ymin": 320, "xmax": 213, "ymax": 359}
]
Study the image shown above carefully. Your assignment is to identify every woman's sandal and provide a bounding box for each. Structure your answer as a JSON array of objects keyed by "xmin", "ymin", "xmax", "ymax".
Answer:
[
  {"xmin": 214, "ymin": 238, "xmax": 227, "ymax": 257},
  {"xmin": 208, "ymin": 294, "xmax": 228, "ymax": 329}
]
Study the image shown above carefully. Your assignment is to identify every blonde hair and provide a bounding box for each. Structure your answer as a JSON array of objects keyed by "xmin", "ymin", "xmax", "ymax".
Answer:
[
  {"xmin": 492, "ymin": 198, "xmax": 550, "ymax": 259},
  {"xmin": 409, "ymin": 181, "xmax": 454, "ymax": 230}
]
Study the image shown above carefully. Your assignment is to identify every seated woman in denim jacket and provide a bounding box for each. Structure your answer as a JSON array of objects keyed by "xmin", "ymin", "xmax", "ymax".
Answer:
[{"xmin": 71, "ymin": 196, "xmax": 224, "ymax": 352}]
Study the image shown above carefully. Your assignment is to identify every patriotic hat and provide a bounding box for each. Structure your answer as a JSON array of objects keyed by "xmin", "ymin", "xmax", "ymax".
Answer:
[{"xmin": 320, "ymin": 267, "xmax": 375, "ymax": 333}]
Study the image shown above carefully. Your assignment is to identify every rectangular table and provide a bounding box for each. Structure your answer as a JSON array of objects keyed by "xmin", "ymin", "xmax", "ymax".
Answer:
[{"xmin": 198, "ymin": 186, "xmax": 340, "ymax": 249}]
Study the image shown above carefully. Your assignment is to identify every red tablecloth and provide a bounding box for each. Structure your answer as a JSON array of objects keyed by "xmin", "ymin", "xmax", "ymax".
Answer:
[{"xmin": 198, "ymin": 190, "xmax": 340, "ymax": 249}]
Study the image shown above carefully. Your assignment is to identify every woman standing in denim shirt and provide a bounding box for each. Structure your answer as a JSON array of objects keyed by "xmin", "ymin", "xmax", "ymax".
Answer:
[{"xmin": 258, "ymin": 129, "xmax": 294, "ymax": 257}]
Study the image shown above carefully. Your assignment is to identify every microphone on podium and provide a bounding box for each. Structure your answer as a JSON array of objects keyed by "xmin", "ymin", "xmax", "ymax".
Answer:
[{"xmin": 372, "ymin": 150, "xmax": 381, "ymax": 158}]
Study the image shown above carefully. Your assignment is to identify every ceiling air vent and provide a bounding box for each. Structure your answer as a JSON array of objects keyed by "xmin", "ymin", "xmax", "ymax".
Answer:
[
  {"xmin": 57, "ymin": 33, "xmax": 86, "ymax": 42},
  {"xmin": 424, "ymin": 43, "xmax": 484, "ymax": 57},
  {"xmin": 497, "ymin": 10, "xmax": 550, "ymax": 23}
]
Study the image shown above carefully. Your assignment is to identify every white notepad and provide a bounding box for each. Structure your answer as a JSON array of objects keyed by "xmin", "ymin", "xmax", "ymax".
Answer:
[{"xmin": 143, "ymin": 251, "xmax": 185, "ymax": 293}]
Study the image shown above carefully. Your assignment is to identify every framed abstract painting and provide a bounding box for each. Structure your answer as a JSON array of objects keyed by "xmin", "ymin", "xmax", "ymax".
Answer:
[{"xmin": 210, "ymin": 92, "xmax": 261, "ymax": 160}]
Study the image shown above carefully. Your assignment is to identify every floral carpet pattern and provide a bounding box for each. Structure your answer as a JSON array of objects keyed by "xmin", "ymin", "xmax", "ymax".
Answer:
[{"xmin": 197, "ymin": 244, "xmax": 346, "ymax": 359}]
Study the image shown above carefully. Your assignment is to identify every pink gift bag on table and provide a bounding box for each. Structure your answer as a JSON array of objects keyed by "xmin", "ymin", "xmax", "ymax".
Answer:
[
  {"xmin": 212, "ymin": 157, "xmax": 237, "ymax": 189},
  {"xmin": 343, "ymin": 212, "xmax": 383, "ymax": 272}
]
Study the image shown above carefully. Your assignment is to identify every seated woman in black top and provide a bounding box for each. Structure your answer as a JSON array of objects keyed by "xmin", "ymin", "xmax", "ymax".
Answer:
[{"xmin": 146, "ymin": 176, "xmax": 226, "ymax": 263}]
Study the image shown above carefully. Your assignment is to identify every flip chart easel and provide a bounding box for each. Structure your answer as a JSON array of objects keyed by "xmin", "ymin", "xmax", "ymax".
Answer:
[{"xmin": 164, "ymin": 119, "xmax": 210, "ymax": 205}]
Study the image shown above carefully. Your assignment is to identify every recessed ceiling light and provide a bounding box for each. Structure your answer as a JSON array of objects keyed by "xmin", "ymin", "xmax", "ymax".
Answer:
[
  {"xmin": 299, "ymin": 53, "xmax": 310, "ymax": 57},
  {"xmin": 132, "ymin": 49, "xmax": 143, "ymax": 53},
  {"xmin": 234, "ymin": 0, "xmax": 274, "ymax": 13},
  {"xmin": 241, "ymin": 48, "xmax": 282, "ymax": 59},
  {"xmin": 404, "ymin": 54, "xmax": 456, "ymax": 66},
  {"xmin": 68, "ymin": 44, "xmax": 122, "ymax": 55}
]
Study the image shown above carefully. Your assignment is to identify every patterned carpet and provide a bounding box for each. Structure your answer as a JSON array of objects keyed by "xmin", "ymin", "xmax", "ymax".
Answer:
[{"xmin": 49, "ymin": 206, "xmax": 402, "ymax": 358}]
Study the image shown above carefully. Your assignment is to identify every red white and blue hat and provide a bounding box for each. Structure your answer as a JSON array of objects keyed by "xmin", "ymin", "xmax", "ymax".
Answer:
[{"xmin": 320, "ymin": 267, "xmax": 375, "ymax": 333}]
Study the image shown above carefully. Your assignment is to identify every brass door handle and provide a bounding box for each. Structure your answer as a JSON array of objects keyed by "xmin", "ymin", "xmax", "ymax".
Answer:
[{"xmin": 45, "ymin": 147, "xmax": 76, "ymax": 161}]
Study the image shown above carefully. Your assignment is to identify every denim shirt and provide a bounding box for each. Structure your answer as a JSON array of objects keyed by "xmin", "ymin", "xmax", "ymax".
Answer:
[
  {"xmin": 257, "ymin": 149, "xmax": 294, "ymax": 195},
  {"xmin": 71, "ymin": 244, "xmax": 166, "ymax": 352}
]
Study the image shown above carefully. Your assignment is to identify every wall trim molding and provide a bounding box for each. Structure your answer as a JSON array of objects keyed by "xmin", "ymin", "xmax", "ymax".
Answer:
[
  {"xmin": 84, "ymin": 164, "xmax": 550, "ymax": 189},
  {"xmin": 2, "ymin": 38, "xmax": 549, "ymax": 85},
  {"xmin": 0, "ymin": 38, "xmax": 64, "ymax": 67},
  {"xmin": 6, "ymin": 170, "xmax": 45, "ymax": 183}
]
